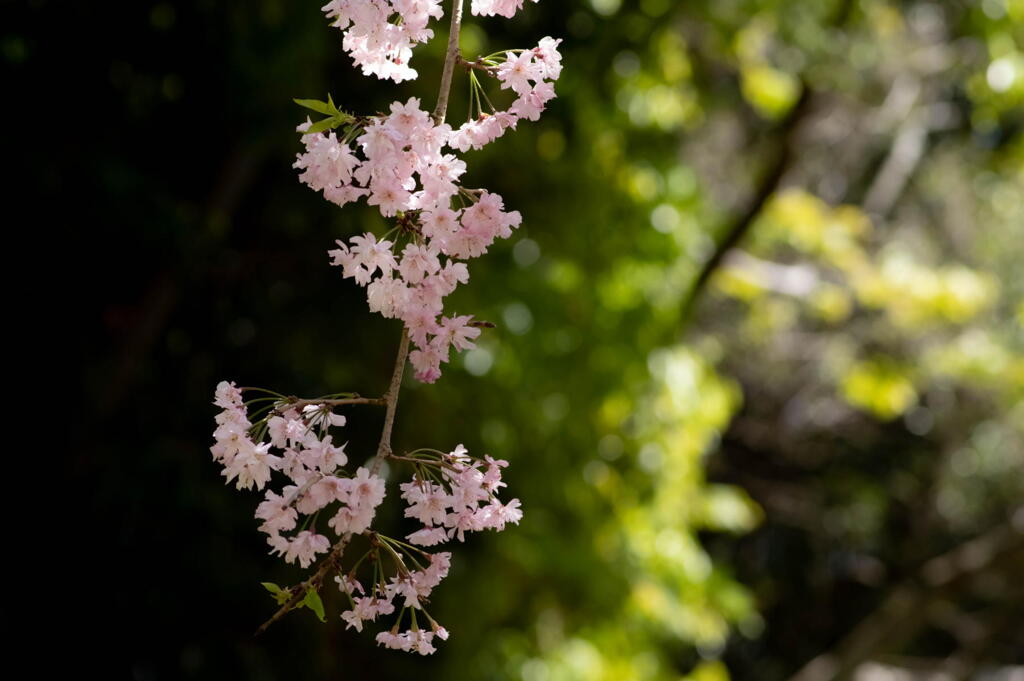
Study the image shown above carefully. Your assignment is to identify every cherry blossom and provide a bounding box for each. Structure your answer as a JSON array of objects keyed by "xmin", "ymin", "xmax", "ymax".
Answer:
[
  {"xmin": 321, "ymin": 0, "xmax": 445, "ymax": 82},
  {"xmin": 470, "ymin": 0, "xmax": 539, "ymax": 18},
  {"xmin": 399, "ymin": 444, "xmax": 522, "ymax": 545},
  {"xmin": 295, "ymin": 37, "xmax": 561, "ymax": 383},
  {"xmin": 211, "ymin": 0, "xmax": 557, "ymax": 655}
]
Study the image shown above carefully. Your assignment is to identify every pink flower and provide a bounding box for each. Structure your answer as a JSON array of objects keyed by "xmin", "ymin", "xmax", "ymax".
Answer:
[
  {"xmin": 309, "ymin": 475, "xmax": 351, "ymax": 507},
  {"xmin": 387, "ymin": 97, "xmax": 432, "ymax": 136},
  {"xmin": 255, "ymin": 491, "xmax": 298, "ymax": 534},
  {"xmin": 322, "ymin": 0, "xmax": 443, "ymax": 82},
  {"xmin": 482, "ymin": 498, "xmax": 523, "ymax": 531},
  {"xmin": 401, "ymin": 480, "xmax": 452, "ymax": 526},
  {"xmin": 497, "ymin": 50, "xmax": 544, "ymax": 96},
  {"xmin": 328, "ymin": 505, "xmax": 372, "ymax": 535},
  {"xmin": 342, "ymin": 595, "xmax": 396, "ymax": 631},
  {"xmin": 214, "ymin": 381, "xmax": 243, "ymax": 409},
  {"xmin": 511, "ymin": 81, "xmax": 556, "ymax": 121},
  {"xmin": 534, "ymin": 36, "xmax": 563, "ymax": 80},
  {"xmin": 398, "ymin": 244, "xmax": 441, "ymax": 285},
  {"xmin": 407, "ymin": 526, "xmax": 448, "ymax": 546},
  {"xmin": 470, "ymin": 0, "xmax": 538, "ymax": 19},
  {"xmin": 349, "ymin": 467, "xmax": 387, "ymax": 511},
  {"xmin": 401, "ymin": 305, "xmax": 441, "ymax": 348},
  {"xmin": 349, "ymin": 233, "xmax": 397, "ymax": 276},
  {"xmin": 436, "ymin": 315, "xmax": 481, "ymax": 353},
  {"xmin": 277, "ymin": 530, "xmax": 330, "ymax": 568},
  {"xmin": 409, "ymin": 345, "xmax": 443, "ymax": 383},
  {"xmin": 223, "ymin": 440, "xmax": 280, "ymax": 491},
  {"xmin": 375, "ymin": 630, "xmax": 413, "ymax": 652}
]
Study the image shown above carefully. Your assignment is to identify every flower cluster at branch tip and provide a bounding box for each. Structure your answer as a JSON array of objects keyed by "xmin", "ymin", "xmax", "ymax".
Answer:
[
  {"xmin": 334, "ymin": 446, "xmax": 521, "ymax": 653},
  {"xmin": 321, "ymin": 0, "xmax": 542, "ymax": 82},
  {"xmin": 212, "ymin": 381, "xmax": 387, "ymax": 568},
  {"xmin": 450, "ymin": 37, "xmax": 562, "ymax": 150},
  {"xmin": 401, "ymin": 445, "xmax": 523, "ymax": 545},
  {"xmin": 210, "ymin": 381, "xmax": 521, "ymax": 653},
  {"xmin": 321, "ymin": 0, "xmax": 444, "ymax": 83},
  {"xmin": 295, "ymin": 35, "xmax": 561, "ymax": 383}
]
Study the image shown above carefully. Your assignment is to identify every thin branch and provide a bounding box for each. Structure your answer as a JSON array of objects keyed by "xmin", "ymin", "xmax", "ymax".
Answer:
[
  {"xmin": 457, "ymin": 54, "xmax": 495, "ymax": 74},
  {"xmin": 433, "ymin": 0, "xmax": 465, "ymax": 124},
  {"xmin": 387, "ymin": 453, "xmax": 461, "ymax": 474},
  {"xmin": 271, "ymin": 396, "xmax": 387, "ymax": 415},
  {"xmin": 862, "ymin": 107, "xmax": 930, "ymax": 218},
  {"xmin": 370, "ymin": 330, "xmax": 410, "ymax": 473}
]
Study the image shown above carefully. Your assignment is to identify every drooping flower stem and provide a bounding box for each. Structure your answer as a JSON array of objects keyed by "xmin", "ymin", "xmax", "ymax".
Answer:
[{"xmin": 254, "ymin": 0, "xmax": 465, "ymax": 625}]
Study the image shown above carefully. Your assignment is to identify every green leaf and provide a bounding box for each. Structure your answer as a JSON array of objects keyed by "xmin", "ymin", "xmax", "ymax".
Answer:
[
  {"xmin": 293, "ymin": 98, "xmax": 333, "ymax": 115},
  {"xmin": 327, "ymin": 93, "xmax": 338, "ymax": 114},
  {"xmin": 302, "ymin": 117, "xmax": 340, "ymax": 134},
  {"xmin": 301, "ymin": 587, "xmax": 326, "ymax": 622},
  {"xmin": 261, "ymin": 582, "xmax": 291, "ymax": 605}
]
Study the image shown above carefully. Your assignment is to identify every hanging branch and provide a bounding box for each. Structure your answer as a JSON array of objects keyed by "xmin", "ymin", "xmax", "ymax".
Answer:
[{"xmin": 253, "ymin": 0, "xmax": 469, "ymax": 634}]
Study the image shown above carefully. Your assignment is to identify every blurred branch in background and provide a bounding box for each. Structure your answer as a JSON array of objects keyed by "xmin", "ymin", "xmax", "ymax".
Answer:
[
  {"xmin": 789, "ymin": 508, "xmax": 1024, "ymax": 681},
  {"xmin": 679, "ymin": 85, "xmax": 813, "ymax": 325},
  {"xmin": 679, "ymin": 0, "xmax": 856, "ymax": 327}
]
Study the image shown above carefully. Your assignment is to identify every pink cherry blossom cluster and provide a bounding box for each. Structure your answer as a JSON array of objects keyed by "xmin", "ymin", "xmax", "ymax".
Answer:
[
  {"xmin": 211, "ymin": 381, "xmax": 387, "ymax": 569},
  {"xmin": 295, "ymin": 97, "xmax": 467, "ymax": 214},
  {"xmin": 318, "ymin": 0, "xmax": 543, "ymax": 83},
  {"xmin": 401, "ymin": 444, "xmax": 523, "ymax": 546},
  {"xmin": 294, "ymin": 38, "xmax": 562, "ymax": 383},
  {"xmin": 210, "ymin": 380, "xmax": 522, "ymax": 653},
  {"xmin": 334, "ymin": 549, "xmax": 452, "ymax": 648},
  {"xmin": 450, "ymin": 38, "xmax": 563, "ymax": 151},
  {"xmin": 333, "ymin": 446, "xmax": 521, "ymax": 652},
  {"xmin": 471, "ymin": 0, "xmax": 538, "ymax": 18},
  {"xmin": 212, "ymin": 381, "xmax": 279, "ymax": 491},
  {"xmin": 321, "ymin": 0, "xmax": 444, "ymax": 82}
]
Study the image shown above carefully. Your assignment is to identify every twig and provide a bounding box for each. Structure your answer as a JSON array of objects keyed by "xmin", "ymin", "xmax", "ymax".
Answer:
[
  {"xmin": 370, "ymin": 330, "xmax": 410, "ymax": 474},
  {"xmin": 271, "ymin": 396, "xmax": 387, "ymax": 416},
  {"xmin": 679, "ymin": 85, "xmax": 813, "ymax": 325},
  {"xmin": 457, "ymin": 54, "xmax": 495, "ymax": 74},
  {"xmin": 386, "ymin": 453, "xmax": 460, "ymax": 473},
  {"xmin": 862, "ymin": 107, "xmax": 930, "ymax": 218},
  {"xmin": 677, "ymin": 0, "xmax": 855, "ymax": 328},
  {"xmin": 433, "ymin": 0, "xmax": 464, "ymax": 124}
]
